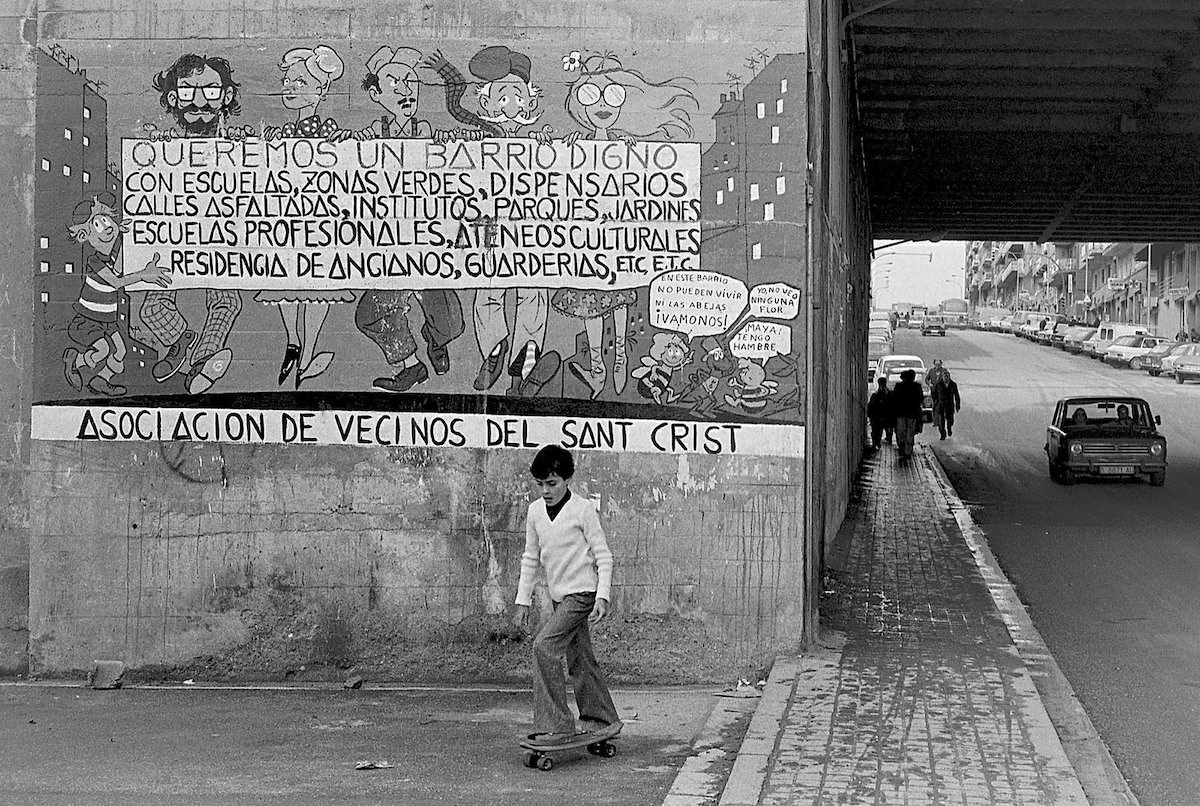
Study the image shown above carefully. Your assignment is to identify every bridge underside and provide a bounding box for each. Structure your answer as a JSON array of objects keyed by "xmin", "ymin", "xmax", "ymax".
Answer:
[{"xmin": 849, "ymin": 0, "xmax": 1200, "ymax": 242}]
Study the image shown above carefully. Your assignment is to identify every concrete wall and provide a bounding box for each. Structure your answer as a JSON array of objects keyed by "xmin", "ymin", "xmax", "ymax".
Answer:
[
  {"xmin": 29, "ymin": 445, "xmax": 802, "ymax": 681},
  {"xmin": 0, "ymin": 4, "xmax": 35, "ymax": 675},
  {"xmin": 12, "ymin": 0, "xmax": 825, "ymax": 682}
]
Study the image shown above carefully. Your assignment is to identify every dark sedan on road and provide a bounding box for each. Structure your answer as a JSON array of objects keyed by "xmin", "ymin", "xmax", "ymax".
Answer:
[
  {"xmin": 1062, "ymin": 326, "xmax": 1097, "ymax": 354},
  {"xmin": 1045, "ymin": 396, "xmax": 1166, "ymax": 486},
  {"xmin": 1143, "ymin": 341, "xmax": 1195, "ymax": 377},
  {"xmin": 1174, "ymin": 351, "xmax": 1200, "ymax": 384},
  {"xmin": 921, "ymin": 315, "xmax": 947, "ymax": 336}
]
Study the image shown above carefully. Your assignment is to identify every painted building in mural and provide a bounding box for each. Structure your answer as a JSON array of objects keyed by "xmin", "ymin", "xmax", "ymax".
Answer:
[{"xmin": 2, "ymin": 0, "xmax": 868, "ymax": 680}]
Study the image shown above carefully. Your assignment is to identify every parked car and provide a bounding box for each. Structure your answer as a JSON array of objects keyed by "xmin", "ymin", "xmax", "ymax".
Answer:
[
  {"xmin": 1141, "ymin": 341, "xmax": 1191, "ymax": 376},
  {"xmin": 1173, "ymin": 351, "xmax": 1200, "ymax": 384},
  {"xmin": 867, "ymin": 338, "xmax": 892, "ymax": 380},
  {"xmin": 1090, "ymin": 322, "xmax": 1151, "ymax": 359},
  {"xmin": 874, "ymin": 355, "xmax": 933, "ymax": 421},
  {"xmin": 921, "ymin": 315, "xmax": 947, "ymax": 336},
  {"xmin": 1063, "ymin": 326, "xmax": 1097, "ymax": 354},
  {"xmin": 1103, "ymin": 335, "xmax": 1171, "ymax": 369},
  {"xmin": 1049, "ymin": 321, "xmax": 1074, "ymax": 348},
  {"xmin": 997, "ymin": 316, "xmax": 1014, "ymax": 333},
  {"xmin": 1020, "ymin": 315, "xmax": 1053, "ymax": 341},
  {"xmin": 1159, "ymin": 342, "xmax": 1200, "ymax": 377},
  {"xmin": 1009, "ymin": 310, "xmax": 1040, "ymax": 336},
  {"xmin": 1081, "ymin": 332, "xmax": 1102, "ymax": 358},
  {"xmin": 1044, "ymin": 396, "xmax": 1166, "ymax": 486}
]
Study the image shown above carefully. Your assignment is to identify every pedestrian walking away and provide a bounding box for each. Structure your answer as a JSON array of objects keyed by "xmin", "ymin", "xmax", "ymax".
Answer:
[
  {"xmin": 891, "ymin": 368, "xmax": 925, "ymax": 460},
  {"xmin": 867, "ymin": 376, "xmax": 895, "ymax": 450},
  {"xmin": 513, "ymin": 445, "xmax": 623, "ymax": 747},
  {"xmin": 931, "ymin": 368, "xmax": 961, "ymax": 440},
  {"xmin": 926, "ymin": 358, "xmax": 949, "ymax": 390}
]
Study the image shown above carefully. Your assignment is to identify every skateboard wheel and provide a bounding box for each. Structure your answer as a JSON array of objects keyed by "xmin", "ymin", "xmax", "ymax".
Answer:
[
  {"xmin": 536, "ymin": 755, "xmax": 554, "ymax": 771},
  {"xmin": 587, "ymin": 741, "xmax": 617, "ymax": 758},
  {"xmin": 522, "ymin": 751, "xmax": 539, "ymax": 768}
]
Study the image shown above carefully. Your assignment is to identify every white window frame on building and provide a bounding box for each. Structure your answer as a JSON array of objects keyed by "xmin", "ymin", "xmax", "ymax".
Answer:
[
  {"xmin": 771, "ymin": 126, "xmax": 780, "ymax": 144},
  {"xmin": 64, "ymin": 262, "xmax": 75, "ymax": 274},
  {"xmin": 716, "ymin": 190, "xmax": 724, "ymax": 205},
  {"xmin": 764, "ymin": 202, "xmax": 775, "ymax": 221},
  {"xmin": 756, "ymin": 102, "xmax": 765, "ymax": 119},
  {"xmin": 752, "ymin": 243, "xmax": 762, "ymax": 260},
  {"xmin": 776, "ymin": 176, "xmax": 786, "ymax": 194},
  {"xmin": 750, "ymin": 183, "xmax": 760, "ymax": 200}
]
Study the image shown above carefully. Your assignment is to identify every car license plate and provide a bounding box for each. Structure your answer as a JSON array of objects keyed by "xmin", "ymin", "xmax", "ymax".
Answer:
[{"xmin": 1098, "ymin": 465, "xmax": 1134, "ymax": 475}]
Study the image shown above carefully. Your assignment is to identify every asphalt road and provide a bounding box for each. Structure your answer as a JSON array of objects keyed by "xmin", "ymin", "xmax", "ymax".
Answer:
[
  {"xmin": 891, "ymin": 326, "xmax": 1200, "ymax": 806},
  {"xmin": 0, "ymin": 684, "xmax": 746, "ymax": 806}
]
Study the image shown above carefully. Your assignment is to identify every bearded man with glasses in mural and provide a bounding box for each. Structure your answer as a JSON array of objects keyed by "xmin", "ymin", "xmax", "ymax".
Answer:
[{"xmin": 137, "ymin": 54, "xmax": 247, "ymax": 395}]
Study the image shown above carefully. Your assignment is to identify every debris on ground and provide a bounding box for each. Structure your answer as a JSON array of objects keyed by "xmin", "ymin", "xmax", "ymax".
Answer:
[
  {"xmin": 715, "ymin": 678, "xmax": 762, "ymax": 698},
  {"xmin": 343, "ymin": 676, "xmax": 365, "ymax": 690},
  {"xmin": 354, "ymin": 760, "xmax": 394, "ymax": 770}
]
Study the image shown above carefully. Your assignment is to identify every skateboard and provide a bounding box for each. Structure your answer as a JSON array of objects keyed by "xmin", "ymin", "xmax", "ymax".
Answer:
[{"xmin": 519, "ymin": 727, "xmax": 620, "ymax": 771}]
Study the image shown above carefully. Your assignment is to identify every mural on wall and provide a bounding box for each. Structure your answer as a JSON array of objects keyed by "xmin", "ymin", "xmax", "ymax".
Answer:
[{"xmin": 31, "ymin": 40, "xmax": 806, "ymax": 456}]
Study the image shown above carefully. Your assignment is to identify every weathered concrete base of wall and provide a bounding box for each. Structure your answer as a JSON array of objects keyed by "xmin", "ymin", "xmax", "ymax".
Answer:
[{"xmin": 28, "ymin": 443, "xmax": 804, "ymax": 683}]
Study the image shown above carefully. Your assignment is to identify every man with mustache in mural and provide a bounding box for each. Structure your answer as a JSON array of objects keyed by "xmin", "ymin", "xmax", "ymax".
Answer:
[
  {"xmin": 423, "ymin": 45, "xmax": 561, "ymax": 397},
  {"xmin": 350, "ymin": 46, "xmax": 466, "ymax": 392},
  {"xmin": 139, "ymin": 54, "xmax": 246, "ymax": 395}
]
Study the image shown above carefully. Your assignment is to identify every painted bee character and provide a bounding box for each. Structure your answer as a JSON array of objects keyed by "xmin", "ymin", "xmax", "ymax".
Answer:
[
  {"xmin": 632, "ymin": 332, "xmax": 694, "ymax": 405},
  {"xmin": 723, "ymin": 358, "xmax": 779, "ymax": 410}
]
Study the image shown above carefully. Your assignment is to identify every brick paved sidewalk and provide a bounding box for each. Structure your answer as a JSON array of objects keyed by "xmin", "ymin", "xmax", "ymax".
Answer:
[{"xmin": 751, "ymin": 444, "xmax": 1089, "ymax": 806}]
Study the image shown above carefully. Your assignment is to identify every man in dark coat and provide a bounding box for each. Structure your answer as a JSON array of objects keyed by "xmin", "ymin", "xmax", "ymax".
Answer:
[
  {"xmin": 891, "ymin": 368, "xmax": 926, "ymax": 460},
  {"xmin": 931, "ymin": 370, "xmax": 962, "ymax": 440},
  {"xmin": 867, "ymin": 376, "xmax": 894, "ymax": 450}
]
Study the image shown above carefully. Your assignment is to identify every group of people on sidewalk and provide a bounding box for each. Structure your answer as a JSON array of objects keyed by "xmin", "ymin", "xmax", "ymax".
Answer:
[{"xmin": 868, "ymin": 359, "xmax": 961, "ymax": 461}]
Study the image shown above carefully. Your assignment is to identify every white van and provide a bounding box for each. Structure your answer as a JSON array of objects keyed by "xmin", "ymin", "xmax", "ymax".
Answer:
[
  {"xmin": 1008, "ymin": 310, "xmax": 1039, "ymax": 336},
  {"xmin": 1089, "ymin": 322, "xmax": 1151, "ymax": 359}
]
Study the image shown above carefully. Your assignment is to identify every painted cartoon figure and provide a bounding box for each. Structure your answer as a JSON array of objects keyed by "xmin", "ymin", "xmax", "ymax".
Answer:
[
  {"xmin": 682, "ymin": 336, "xmax": 739, "ymax": 413},
  {"xmin": 258, "ymin": 45, "xmax": 356, "ymax": 389},
  {"xmin": 723, "ymin": 359, "xmax": 779, "ymax": 411},
  {"xmin": 355, "ymin": 45, "xmax": 433, "ymax": 139},
  {"xmin": 632, "ymin": 332, "xmax": 694, "ymax": 405},
  {"xmin": 562, "ymin": 51, "xmax": 698, "ymax": 146},
  {"xmin": 553, "ymin": 52, "xmax": 700, "ymax": 398},
  {"xmin": 151, "ymin": 53, "xmax": 242, "ymax": 138},
  {"xmin": 141, "ymin": 54, "xmax": 245, "ymax": 394},
  {"xmin": 63, "ymin": 194, "xmax": 171, "ymax": 397},
  {"xmin": 353, "ymin": 46, "xmax": 465, "ymax": 392},
  {"xmin": 425, "ymin": 45, "xmax": 561, "ymax": 396}
]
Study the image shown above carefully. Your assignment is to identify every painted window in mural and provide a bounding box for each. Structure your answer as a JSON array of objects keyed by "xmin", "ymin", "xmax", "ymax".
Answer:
[{"xmin": 32, "ymin": 41, "xmax": 806, "ymax": 455}]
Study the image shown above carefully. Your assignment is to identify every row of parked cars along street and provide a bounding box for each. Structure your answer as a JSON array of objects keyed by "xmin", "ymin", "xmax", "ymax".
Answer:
[{"xmin": 976, "ymin": 311, "xmax": 1200, "ymax": 384}]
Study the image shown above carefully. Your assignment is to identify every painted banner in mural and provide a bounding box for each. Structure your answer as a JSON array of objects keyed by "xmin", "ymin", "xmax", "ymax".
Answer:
[{"xmin": 32, "ymin": 40, "xmax": 806, "ymax": 454}]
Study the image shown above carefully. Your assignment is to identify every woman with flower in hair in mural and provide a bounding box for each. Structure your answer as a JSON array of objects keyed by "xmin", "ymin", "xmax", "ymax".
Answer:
[
  {"xmin": 260, "ymin": 44, "xmax": 356, "ymax": 388},
  {"xmin": 552, "ymin": 52, "xmax": 699, "ymax": 399}
]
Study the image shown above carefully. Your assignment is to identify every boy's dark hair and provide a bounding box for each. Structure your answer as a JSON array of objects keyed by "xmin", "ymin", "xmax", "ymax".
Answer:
[{"xmin": 530, "ymin": 445, "xmax": 574, "ymax": 480}]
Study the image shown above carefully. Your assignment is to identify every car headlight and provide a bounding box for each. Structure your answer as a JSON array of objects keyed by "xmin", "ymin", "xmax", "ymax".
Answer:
[
  {"xmin": 1068, "ymin": 442, "xmax": 1083, "ymax": 455},
  {"xmin": 1149, "ymin": 443, "xmax": 1164, "ymax": 456}
]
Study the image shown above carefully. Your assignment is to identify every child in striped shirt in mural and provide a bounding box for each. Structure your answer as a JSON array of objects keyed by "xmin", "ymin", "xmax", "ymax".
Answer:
[
  {"xmin": 513, "ymin": 445, "xmax": 623, "ymax": 745},
  {"xmin": 63, "ymin": 193, "xmax": 171, "ymax": 396}
]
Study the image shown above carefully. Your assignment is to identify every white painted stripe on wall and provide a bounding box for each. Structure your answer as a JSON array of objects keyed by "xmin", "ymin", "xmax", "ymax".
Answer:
[{"xmin": 31, "ymin": 405, "xmax": 806, "ymax": 457}]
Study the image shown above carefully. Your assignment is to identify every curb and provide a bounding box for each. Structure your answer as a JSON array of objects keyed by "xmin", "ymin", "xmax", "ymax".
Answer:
[
  {"xmin": 713, "ymin": 658, "xmax": 800, "ymax": 806},
  {"xmin": 923, "ymin": 445, "xmax": 1141, "ymax": 806}
]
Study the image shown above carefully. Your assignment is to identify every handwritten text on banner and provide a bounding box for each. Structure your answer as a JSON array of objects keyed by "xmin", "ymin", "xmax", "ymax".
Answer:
[{"xmin": 120, "ymin": 138, "xmax": 702, "ymax": 291}]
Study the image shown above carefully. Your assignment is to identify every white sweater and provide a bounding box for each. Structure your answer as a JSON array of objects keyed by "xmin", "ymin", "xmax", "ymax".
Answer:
[{"xmin": 515, "ymin": 494, "xmax": 613, "ymax": 606}]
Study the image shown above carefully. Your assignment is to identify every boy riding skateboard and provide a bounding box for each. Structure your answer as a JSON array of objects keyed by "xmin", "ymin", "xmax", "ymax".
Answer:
[{"xmin": 513, "ymin": 445, "xmax": 623, "ymax": 749}]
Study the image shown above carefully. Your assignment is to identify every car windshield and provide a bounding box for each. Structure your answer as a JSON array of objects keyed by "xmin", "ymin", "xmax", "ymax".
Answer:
[
  {"xmin": 1059, "ymin": 400, "xmax": 1154, "ymax": 429},
  {"xmin": 1149, "ymin": 342, "xmax": 1177, "ymax": 356},
  {"xmin": 1112, "ymin": 335, "xmax": 1141, "ymax": 347}
]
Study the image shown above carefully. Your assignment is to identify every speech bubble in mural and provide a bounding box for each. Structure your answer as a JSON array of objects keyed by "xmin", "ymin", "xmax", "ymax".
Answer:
[
  {"xmin": 649, "ymin": 271, "xmax": 748, "ymax": 340},
  {"xmin": 730, "ymin": 321, "xmax": 793, "ymax": 360},
  {"xmin": 748, "ymin": 282, "xmax": 801, "ymax": 320}
]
